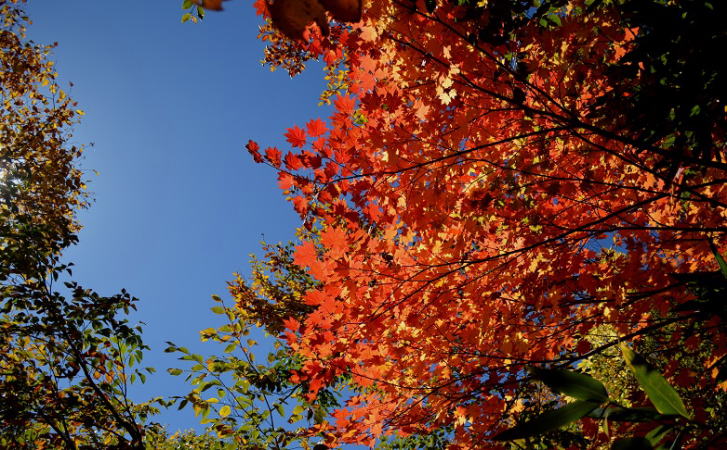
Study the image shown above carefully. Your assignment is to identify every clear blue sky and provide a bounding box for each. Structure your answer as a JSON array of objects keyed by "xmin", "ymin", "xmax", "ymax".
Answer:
[{"xmin": 25, "ymin": 0, "xmax": 327, "ymax": 432}]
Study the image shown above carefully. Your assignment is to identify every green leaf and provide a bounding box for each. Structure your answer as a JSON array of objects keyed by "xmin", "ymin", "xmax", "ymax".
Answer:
[
  {"xmin": 211, "ymin": 306, "xmax": 225, "ymax": 314},
  {"xmin": 645, "ymin": 424, "xmax": 671, "ymax": 446},
  {"xmin": 611, "ymin": 437, "xmax": 653, "ymax": 450},
  {"xmin": 199, "ymin": 380, "xmax": 220, "ymax": 392},
  {"xmin": 710, "ymin": 242, "xmax": 727, "ymax": 279},
  {"xmin": 181, "ymin": 13, "xmax": 192, "ymax": 23},
  {"xmin": 620, "ymin": 344, "xmax": 690, "ymax": 418},
  {"xmin": 168, "ymin": 368, "xmax": 183, "ymax": 376},
  {"xmin": 529, "ymin": 366, "xmax": 609, "ymax": 402},
  {"xmin": 182, "ymin": 0, "xmax": 194, "ymax": 9},
  {"xmin": 548, "ymin": 14, "xmax": 562, "ymax": 26},
  {"xmin": 493, "ymin": 400, "xmax": 599, "ymax": 441}
]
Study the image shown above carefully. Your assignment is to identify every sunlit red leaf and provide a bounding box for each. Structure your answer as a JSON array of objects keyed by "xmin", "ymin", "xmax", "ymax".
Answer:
[{"xmin": 285, "ymin": 125, "xmax": 307, "ymax": 148}]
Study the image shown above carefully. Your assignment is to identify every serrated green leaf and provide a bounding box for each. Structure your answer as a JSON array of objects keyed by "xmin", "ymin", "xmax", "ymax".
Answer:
[
  {"xmin": 529, "ymin": 366, "xmax": 609, "ymax": 402},
  {"xmin": 620, "ymin": 344, "xmax": 690, "ymax": 418},
  {"xmin": 493, "ymin": 400, "xmax": 599, "ymax": 441}
]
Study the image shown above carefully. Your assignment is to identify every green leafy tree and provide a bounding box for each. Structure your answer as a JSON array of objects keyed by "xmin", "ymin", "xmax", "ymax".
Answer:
[{"xmin": 1, "ymin": 262, "xmax": 158, "ymax": 448}]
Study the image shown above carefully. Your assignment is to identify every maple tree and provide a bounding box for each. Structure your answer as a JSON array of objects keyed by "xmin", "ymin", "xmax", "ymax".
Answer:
[
  {"xmin": 237, "ymin": 0, "xmax": 727, "ymax": 447},
  {"xmin": 176, "ymin": 0, "xmax": 727, "ymax": 446}
]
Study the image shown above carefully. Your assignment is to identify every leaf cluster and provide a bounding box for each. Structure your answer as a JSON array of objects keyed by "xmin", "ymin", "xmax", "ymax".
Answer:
[{"xmin": 495, "ymin": 345, "xmax": 694, "ymax": 449}]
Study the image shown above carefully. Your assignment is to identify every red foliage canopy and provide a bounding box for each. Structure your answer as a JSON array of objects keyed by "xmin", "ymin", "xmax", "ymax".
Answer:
[{"xmin": 246, "ymin": 0, "xmax": 727, "ymax": 446}]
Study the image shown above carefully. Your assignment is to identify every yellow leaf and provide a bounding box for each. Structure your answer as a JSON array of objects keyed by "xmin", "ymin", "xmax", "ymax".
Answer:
[{"xmin": 219, "ymin": 405, "xmax": 231, "ymax": 417}]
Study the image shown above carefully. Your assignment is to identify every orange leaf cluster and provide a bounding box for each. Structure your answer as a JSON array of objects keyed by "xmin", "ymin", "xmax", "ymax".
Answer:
[{"xmin": 247, "ymin": 0, "xmax": 727, "ymax": 446}]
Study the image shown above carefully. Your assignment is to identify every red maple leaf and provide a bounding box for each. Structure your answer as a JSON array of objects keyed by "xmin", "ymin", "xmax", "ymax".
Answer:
[
  {"xmin": 306, "ymin": 118, "xmax": 328, "ymax": 137},
  {"xmin": 284, "ymin": 152, "xmax": 304, "ymax": 170},
  {"xmin": 264, "ymin": 147, "xmax": 282, "ymax": 167},
  {"xmin": 282, "ymin": 316, "xmax": 300, "ymax": 332},
  {"xmin": 321, "ymin": 226, "xmax": 348, "ymax": 256},
  {"xmin": 245, "ymin": 139, "xmax": 263, "ymax": 163},
  {"xmin": 278, "ymin": 172, "xmax": 295, "ymax": 190},
  {"xmin": 252, "ymin": 0, "xmax": 268, "ymax": 16},
  {"xmin": 285, "ymin": 125, "xmax": 307, "ymax": 148}
]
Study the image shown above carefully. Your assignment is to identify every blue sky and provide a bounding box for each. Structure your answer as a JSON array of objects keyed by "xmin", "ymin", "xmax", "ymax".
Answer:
[{"xmin": 25, "ymin": 0, "xmax": 327, "ymax": 432}]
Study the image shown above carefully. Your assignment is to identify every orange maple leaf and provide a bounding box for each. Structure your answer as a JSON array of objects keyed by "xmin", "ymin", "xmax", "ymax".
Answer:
[
  {"xmin": 293, "ymin": 241, "xmax": 317, "ymax": 268},
  {"xmin": 333, "ymin": 95, "xmax": 356, "ymax": 114}
]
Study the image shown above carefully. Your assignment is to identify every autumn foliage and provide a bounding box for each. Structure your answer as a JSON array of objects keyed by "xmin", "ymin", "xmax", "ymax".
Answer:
[
  {"xmin": 238, "ymin": 0, "xmax": 727, "ymax": 447},
  {"xmin": 1, "ymin": 2, "xmax": 159, "ymax": 446}
]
